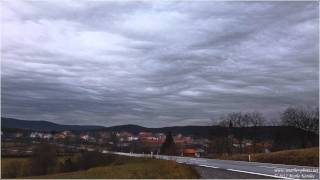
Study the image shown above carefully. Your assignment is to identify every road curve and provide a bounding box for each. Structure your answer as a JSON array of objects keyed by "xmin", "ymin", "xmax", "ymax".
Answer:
[
  {"xmin": 112, "ymin": 152, "xmax": 319, "ymax": 179},
  {"xmin": 193, "ymin": 165, "xmax": 274, "ymax": 179}
]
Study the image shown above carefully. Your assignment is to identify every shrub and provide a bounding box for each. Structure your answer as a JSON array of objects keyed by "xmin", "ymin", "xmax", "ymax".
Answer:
[
  {"xmin": 76, "ymin": 151, "xmax": 114, "ymax": 170},
  {"xmin": 29, "ymin": 144, "xmax": 58, "ymax": 175},
  {"xmin": 60, "ymin": 158, "xmax": 77, "ymax": 172},
  {"xmin": 59, "ymin": 151, "xmax": 116, "ymax": 172}
]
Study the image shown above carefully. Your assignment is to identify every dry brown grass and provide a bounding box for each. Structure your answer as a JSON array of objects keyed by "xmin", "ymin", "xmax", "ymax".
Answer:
[
  {"xmin": 28, "ymin": 158, "xmax": 199, "ymax": 179},
  {"xmin": 218, "ymin": 147, "xmax": 319, "ymax": 167},
  {"xmin": 1, "ymin": 156, "xmax": 72, "ymax": 178},
  {"xmin": 1, "ymin": 157, "xmax": 30, "ymax": 178}
]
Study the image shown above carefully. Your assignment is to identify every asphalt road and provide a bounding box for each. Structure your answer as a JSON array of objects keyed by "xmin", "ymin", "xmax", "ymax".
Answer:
[
  {"xmin": 113, "ymin": 152, "xmax": 319, "ymax": 179},
  {"xmin": 193, "ymin": 165, "xmax": 274, "ymax": 179}
]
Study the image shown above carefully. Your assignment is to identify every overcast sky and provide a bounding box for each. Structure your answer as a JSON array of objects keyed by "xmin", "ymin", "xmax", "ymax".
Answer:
[{"xmin": 1, "ymin": 1, "xmax": 318, "ymax": 127}]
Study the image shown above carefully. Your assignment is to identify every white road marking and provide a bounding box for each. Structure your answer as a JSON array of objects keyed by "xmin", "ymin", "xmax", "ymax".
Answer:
[
  {"xmin": 198, "ymin": 164, "xmax": 219, "ymax": 169},
  {"xmin": 111, "ymin": 152, "xmax": 317, "ymax": 180},
  {"xmin": 226, "ymin": 168, "xmax": 297, "ymax": 180},
  {"xmin": 258, "ymin": 165, "xmax": 276, "ymax": 169}
]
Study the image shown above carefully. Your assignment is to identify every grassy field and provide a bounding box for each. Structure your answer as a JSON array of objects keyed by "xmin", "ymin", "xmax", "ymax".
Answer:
[
  {"xmin": 1, "ymin": 156, "xmax": 71, "ymax": 178},
  {"xmin": 1, "ymin": 157, "xmax": 30, "ymax": 178},
  {"xmin": 28, "ymin": 158, "xmax": 199, "ymax": 179},
  {"xmin": 218, "ymin": 147, "xmax": 319, "ymax": 167},
  {"xmin": 1, "ymin": 155, "xmax": 199, "ymax": 179},
  {"xmin": 2, "ymin": 156, "xmax": 70, "ymax": 163}
]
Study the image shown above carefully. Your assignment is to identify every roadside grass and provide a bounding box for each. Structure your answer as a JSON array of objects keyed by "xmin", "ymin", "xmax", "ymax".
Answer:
[
  {"xmin": 1, "ymin": 156, "xmax": 69, "ymax": 162},
  {"xmin": 28, "ymin": 158, "xmax": 200, "ymax": 179},
  {"xmin": 1, "ymin": 156, "xmax": 71, "ymax": 178},
  {"xmin": 1, "ymin": 157, "xmax": 29, "ymax": 164},
  {"xmin": 1, "ymin": 157, "xmax": 30, "ymax": 178},
  {"xmin": 217, "ymin": 147, "xmax": 319, "ymax": 167}
]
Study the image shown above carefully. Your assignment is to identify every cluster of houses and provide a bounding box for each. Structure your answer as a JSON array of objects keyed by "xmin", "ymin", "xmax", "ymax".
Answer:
[
  {"xmin": 30, "ymin": 132, "xmax": 53, "ymax": 139},
  {"xmin": 2, "ymin": 130, "xmax": 210, "ymax": 156},
  {"xmin": 238, "ymin": 140, "xmax": 272, "ymax": 153},
  {"xmin": 1, "ymin": 130, "xmax": 272, "ymax": 157}
]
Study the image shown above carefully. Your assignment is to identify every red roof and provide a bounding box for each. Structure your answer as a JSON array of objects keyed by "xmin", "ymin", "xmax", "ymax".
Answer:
[
  {"xmin": 183, "ymin": 148, "xmax": 196, "ymax": 154},
  {"xmin": 138, "ymin": 132, "xmax": 153, "ymax": 137}
]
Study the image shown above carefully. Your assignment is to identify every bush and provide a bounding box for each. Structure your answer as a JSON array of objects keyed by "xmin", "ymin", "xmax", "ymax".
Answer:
[
  {"xmin": 29, "ymin": 144, "xmax": 58, "ymax": 175},
  {"xmin": 59, "ymin": 151, "xmax": 116, "ymax": 172},
  {"xmin": 76, "ymin": 151, "xmax": 114, "ymax": 170},
  {"xmin": 60, "ymin": 158, "xmax": 77, "ymax": 172}
]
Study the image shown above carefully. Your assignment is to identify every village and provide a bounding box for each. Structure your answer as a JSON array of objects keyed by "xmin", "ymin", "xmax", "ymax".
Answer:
[{"xmin": 1, "ymin": 129, "xmax": 272, "ymax": 158}]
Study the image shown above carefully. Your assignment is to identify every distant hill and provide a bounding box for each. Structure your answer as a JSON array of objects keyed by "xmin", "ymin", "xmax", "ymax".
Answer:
[
  {"xmin": 1, "ymin": 117, "xmax": 104, "ymax": 132},
  {"xmin": 101, "ymin": 125, "xmax": 213, "ymax": 137},
  {"xmin": 2, "ymin": 117, "xmax": 318, "ymax": 148},
  {"xmin": 1, "ymin": 117, "xmax": 212, "ymax": 136}
]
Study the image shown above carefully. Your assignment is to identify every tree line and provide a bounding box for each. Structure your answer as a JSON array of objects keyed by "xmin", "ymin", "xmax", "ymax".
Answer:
[
  {"xmin": 208, "ymin": 106, "xmax": 319, "ymax": 155},
  {"xmin": 218, "ymin": 106, "xmax": 319, "ymax": 134},
  {"xmin": 158, "ymin": 106, "xmax": 319, "ymax": 156}
]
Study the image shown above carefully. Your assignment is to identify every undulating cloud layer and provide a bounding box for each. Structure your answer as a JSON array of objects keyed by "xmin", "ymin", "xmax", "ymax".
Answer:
[{"xmin": 1, "ymin": 1, "xmax": 319, "ymax": 127}]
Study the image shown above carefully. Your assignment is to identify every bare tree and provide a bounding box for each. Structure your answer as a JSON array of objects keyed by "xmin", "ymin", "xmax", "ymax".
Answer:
[
  {"xmin": 217, "ymin": 111, "xmax": 266, "ymax": 153},
  {"xmin": 270, "ymin": 117, "xmax": 281, "ymax": 126},
  {"xmin": 281, "ymin": 106, "xmax": 319, "ymax": 134},
  {"xmin": 220, "ymin": 112, "xmax": 249, "ymax": 153},
  {"xmin": 218, "ymin": 116, "xmax": 230, "ymax": 127},
  {"xmin": 226, "ymin": 112, "xmax": 249, "ymax": 128},
  {"xmin": 247, "ymin": 111, "xmax": 264, "ymax": 127},
  {"xmin": 247, "ymin": 112, "xmax": 265, "ymax": 152}
]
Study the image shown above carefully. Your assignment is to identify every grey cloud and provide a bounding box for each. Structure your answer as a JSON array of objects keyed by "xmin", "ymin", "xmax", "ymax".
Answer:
[{"xmin": 1, "ymin": 1, "xmax": 318, "ymax": 127}]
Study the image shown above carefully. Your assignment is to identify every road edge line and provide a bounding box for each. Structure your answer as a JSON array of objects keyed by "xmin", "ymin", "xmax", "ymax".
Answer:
[
  {"xmin": 198, "ymin": 164, "xmax": 219, "ymax": 169},
  {"xmin": 225, "ymin": 168, "xmax": 297, "ymax": 180}
]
